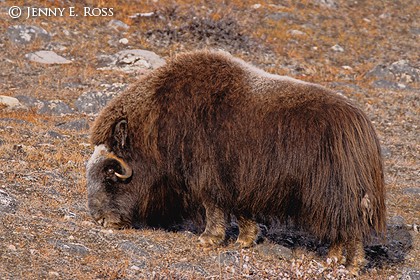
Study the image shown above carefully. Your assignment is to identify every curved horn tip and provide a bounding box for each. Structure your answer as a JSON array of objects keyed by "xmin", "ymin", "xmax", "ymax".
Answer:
[
  {"xmin": 106, "ymin": 152, "xmax": 133, "ymax": 180},
  {"xmin": 115, "ymin": 167, "xmax": 132, "ymax": 180}
]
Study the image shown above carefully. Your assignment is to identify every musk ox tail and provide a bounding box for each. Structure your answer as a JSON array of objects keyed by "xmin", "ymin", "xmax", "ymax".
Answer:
[{"xmin": 298, "ymin": 104, "xmax": 386, "ymax": 243}]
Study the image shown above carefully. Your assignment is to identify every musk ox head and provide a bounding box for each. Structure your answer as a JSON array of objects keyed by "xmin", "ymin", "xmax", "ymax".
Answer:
[
  {"xmin": 86, "ymin": 119, "xmax": 198, "ymax": 230},
  {"xmin": 86, "ymin": 120, "xmax": 136, "ymax": 229}
]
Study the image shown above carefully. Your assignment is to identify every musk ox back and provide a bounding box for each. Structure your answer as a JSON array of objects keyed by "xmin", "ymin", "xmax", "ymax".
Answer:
[{"xmin": 87, "ymin": 50, "xmax": 386, "ymax": 274}]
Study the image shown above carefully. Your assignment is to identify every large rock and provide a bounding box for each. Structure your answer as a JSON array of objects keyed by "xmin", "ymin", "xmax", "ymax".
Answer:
[
  {"xmin": 97, "ymin": 49, "xmax": 165, "ymax": 73},
  {"xmin": 15, "ymin": 96, "xmax": 72, "ymax": 115},
  {"xmin": 75, "ymin": 84, "xmax": 127, "ymax": 114},
  {"xmin": 25, "ymin": 51, "xmax": 72, "ymax": 64},
  {"xmin": 38, "ymin": 100, "xmax": 73, "ymax": 115},
  {"xmin": 368, "ymin": 60, "xmax": 419, "ymax": 89},
  {"xmin": 7, "ymin": 25, "xmax": 50, "ymax": 45},
  {"xmin": 256, "ymin": 242, "xmax": 294, "ymax": 260},
  {"xmin": 75, "ymin": 91, "xmax": 118, "ymax": 115},
  {"xmin": 0, "ymin": 96, "xmax": 26, "ymax": 110}
]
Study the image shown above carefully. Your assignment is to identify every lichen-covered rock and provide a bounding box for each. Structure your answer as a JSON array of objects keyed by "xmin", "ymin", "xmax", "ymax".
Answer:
[
  {"xmin": 0, "ymin": 189, "xmax": 17, "ymax": 215},
  {"xmin": 7, "ymin": 25, "xmax": 50, "ymax": 45},
  {"xmin": 97, "ymin": 49, "xmax": 165, "ymax": 73}
]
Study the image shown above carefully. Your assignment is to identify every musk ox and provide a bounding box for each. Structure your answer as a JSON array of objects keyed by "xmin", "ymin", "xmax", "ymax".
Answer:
[{"xmin": 87, "ymin": 50, "xmax": 386, "ymax": 273}]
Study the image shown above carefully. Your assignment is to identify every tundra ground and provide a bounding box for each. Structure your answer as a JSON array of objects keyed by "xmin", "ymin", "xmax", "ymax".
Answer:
[{"xmin": 0, "ymin": 0, "xmax": 419, "ymax": 279}]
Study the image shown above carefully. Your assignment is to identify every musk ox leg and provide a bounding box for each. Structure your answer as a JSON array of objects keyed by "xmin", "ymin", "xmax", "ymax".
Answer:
[
  {"xmin": 345, "ymin": 238, "xmax": 366, "ymax": 276},
  {"xmin": 328, "ymin": 243, "xmax": 346, "ymax": 264},
  {"xmin": 198, "ymin": 206, "xmax": 226, "ymax": 247},
  {"xmin": 236, "ymin": 216, "xmax": 259, "ymax": 248}
]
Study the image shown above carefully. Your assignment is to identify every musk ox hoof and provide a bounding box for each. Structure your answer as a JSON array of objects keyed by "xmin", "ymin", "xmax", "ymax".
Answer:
[
  {"xmin": 198, "ymin": 232, "xmax": 225, "ymax": 247},
  {"xmin": 93, "ymin": 213, "xmax": 127, "ymax": 229},
  {"xmin": 234, "ymin": 238, "xmax": 256, "ymax": 249},
  {"xmin": 327, "ymin": 244, "xmax": 346, "ymax": 265},
  {"xmin": 236, "ymin": 218, "xmax": 259, "ymax": 248},
  {"xmin": 347, "ymin": 265, "xmax": 361, "ymax": 277}
]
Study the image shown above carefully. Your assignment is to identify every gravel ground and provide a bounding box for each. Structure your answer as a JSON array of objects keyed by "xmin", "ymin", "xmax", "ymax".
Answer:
[{"xmin": 0, "ymin": 0, "xmax": 418, "ymax": 279}]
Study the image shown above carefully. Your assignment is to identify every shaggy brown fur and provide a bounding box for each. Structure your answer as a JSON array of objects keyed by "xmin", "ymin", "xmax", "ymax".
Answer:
[{"xmin": 87, "ymin": 50, "xmax": 386, "ymax": 273}]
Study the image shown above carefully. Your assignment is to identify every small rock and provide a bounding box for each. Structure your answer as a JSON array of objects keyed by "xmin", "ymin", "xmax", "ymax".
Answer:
[
  {"xmin": 119, "ymin": 38, "xmax": 129, "ymax": 44},
  {"xmin": 267, "ymin": 12, "xmax": 294, "ymax": 21},
  {"xmin": 288, "ymin": 30, "xmax": 306, "ymax": 36},
  {"xmin": 7, "ymin": 244, "xmax": 17, "ymax": 251},
  {"xmin": 315, "ymin": 0, "xmax": 338, "ymax": 8},
  {"xmin": 55, "ymin": 241, "xmax": 89, "ymax": 255},
  {"xmin": 381, "ymin": 146, "xmax": 392, "ymax": 157},
  {"xmin": 219, "ymin": 250, "xmax": 240, "ymax": 265},
  {"xmin": 45, "ymin": 131, "xmax": 67, "ymax": 140},
  {"xmin": 403, "ymin": 188, "xmax": 420, "ymax": 195},
  {"xmin": 389, "ymin": 215, "xmax": 405, "ymax": 228},
  {"xmin": 119, "ymin": 240, "xmax": 149, "ymax": 257},
  {"xmin": 410, "ymin": 27, "xmax": 420, "ymax": 36},
  {"xmin": 0, "ymin": 96, "xmax": 25, "ymax": 110},
  {"xmin": 7, "ymin": 25, "xmax": 50, "ymax": 45},
  {"xmin": 129, "ymin": 12, "xmax": 155, "ymax": 19},
  {"xmin": 25, "ymin": 51, "xmax": 72, "ymax": 64},
  {"xmin": 401, "ymin": 269, "xmax": 420, "ymax": 280},
  {"xmin": 48, "ymin": 271, "xmax": 60, "ymax": 277},
  {"xmin": 331, "ymin": 44, "xmax": 344, "ymax": 52},
  {"xmin": 108, "ymin": 19, "xmax": 130, "ymax": 30},
  {"xmin": 130, "ymin": 265, "xmax": 141, "ymax": 271},
  {"xmin": 0, "ymin": 189, "xmax": 18, "ymax": 214},
  {"xmin": 372, "ymin": 80, "xmax": 409, "ymax": 90},
  {"xmin": 256, "ymin": 242, "xmax": 294, "ymax": 260},
  {"xmin": 171, "ymin": 262, "xmax": 209, "ymax": 276}
]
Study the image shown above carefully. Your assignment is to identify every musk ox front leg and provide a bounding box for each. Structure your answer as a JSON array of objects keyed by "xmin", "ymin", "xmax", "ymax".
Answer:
[
  {"xmin": 236, "ymin": 216, "xmax": 259, "ymax": 248},
  {"xmin": 198, "ymin": 203, "xmax": 226, "ymax": 247}
]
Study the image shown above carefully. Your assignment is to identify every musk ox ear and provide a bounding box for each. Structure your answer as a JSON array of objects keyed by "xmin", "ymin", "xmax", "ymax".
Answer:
[{"xmin": 113, "ymin": 120, "xmax": 128, "ymax": 150}]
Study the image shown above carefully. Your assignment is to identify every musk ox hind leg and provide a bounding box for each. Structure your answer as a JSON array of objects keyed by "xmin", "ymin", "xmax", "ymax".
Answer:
[
  {"xmin": 198, "ymin": 204, "xmax": 226, "ymax": 247},
  {"xmin": 328, "ymin": 239, "xmax": 366, "ymax": 276},
  {"xmin": 235, "ymin": 216, "xmax": 259, "ymax": 248},
  {"xmin": 345, "ymin": 238, "xmax": 366, "ymax": 276}
]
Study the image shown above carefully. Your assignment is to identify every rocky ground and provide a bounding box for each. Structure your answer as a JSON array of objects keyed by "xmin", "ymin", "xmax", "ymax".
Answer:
[{"xmin": 0, "ymin": 0, "xmax": 419, "ymax": 279}]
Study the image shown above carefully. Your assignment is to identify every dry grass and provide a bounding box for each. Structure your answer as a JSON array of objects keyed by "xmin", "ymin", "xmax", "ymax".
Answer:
[{"xmin": 1, "ymin": 0, "xmax": 419, "ymax": 279}]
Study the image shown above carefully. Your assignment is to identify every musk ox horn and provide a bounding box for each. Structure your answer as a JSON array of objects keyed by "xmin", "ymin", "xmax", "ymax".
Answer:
[{"xmin": 106, "ymin": 152, "xmax": 133, "ymax": 180}]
